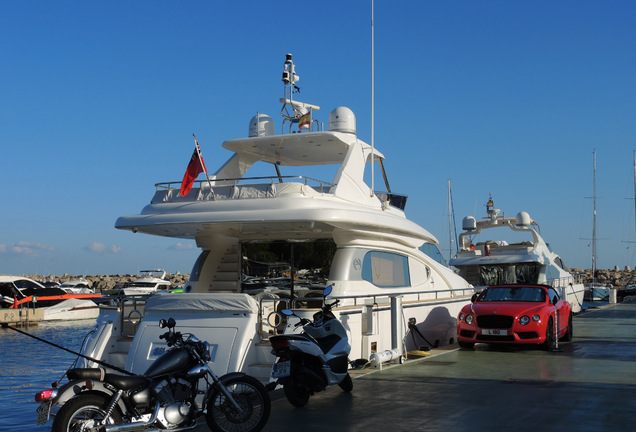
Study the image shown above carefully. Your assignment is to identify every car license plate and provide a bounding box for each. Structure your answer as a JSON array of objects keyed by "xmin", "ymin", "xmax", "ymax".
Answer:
[
  {"xmin": 482, "ymin": 329, "xmax": 507, "ymax": 336},
  {"xmin": 272, "ymin": 360, "xmax": 291, "ymax": 378},
  {"xmin": 36, "ymin": 400, "xmax": 52, "ymax": 425}
]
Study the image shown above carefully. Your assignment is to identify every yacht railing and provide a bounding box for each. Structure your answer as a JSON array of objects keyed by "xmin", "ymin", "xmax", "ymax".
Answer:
[
  {"xmin": 258, "ymin": 286, "xmax": 475, "ymax": 339},
  {"xmin": 156, "ymin": 176, "xmax": 333, "ymax": 194}
]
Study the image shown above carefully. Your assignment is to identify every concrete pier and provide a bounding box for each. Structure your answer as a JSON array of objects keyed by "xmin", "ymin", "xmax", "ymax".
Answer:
[
  {"xmin": 0, "ymin": 307, "xmax": 44, "ymax": 327},
  {"xmin": 223, "ymin": 302, "xmax": 636, "ymax": 432}
]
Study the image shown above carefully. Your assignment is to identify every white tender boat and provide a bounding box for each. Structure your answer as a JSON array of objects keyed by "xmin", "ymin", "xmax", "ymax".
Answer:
[
  {"xmin": 449, "ymin": 196, "xmax": 585, "ymax": 313},
  {"xmin": 80, "ymin": 54, "xmax": 474, "ymax": 379}
]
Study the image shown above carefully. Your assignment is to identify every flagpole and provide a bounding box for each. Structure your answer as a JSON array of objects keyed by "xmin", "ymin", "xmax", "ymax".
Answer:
[{"xmin": 193, "ymin": 134, "xmax": 214, "ymax": 193}]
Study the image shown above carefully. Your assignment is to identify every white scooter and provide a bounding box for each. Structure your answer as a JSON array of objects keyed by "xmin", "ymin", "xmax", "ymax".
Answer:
[{"xmin": 267, "ymin": 286, "xmax": 352, "ymax": 407}]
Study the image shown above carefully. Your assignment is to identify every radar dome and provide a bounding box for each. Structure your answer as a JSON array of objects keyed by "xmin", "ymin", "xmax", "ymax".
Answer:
[
  {"xmin": 249, "ymin": 114, "xmax": 275, "ymax": 137},
  {"xmin": 328, "ymin": 106, "xmax": 356, "ymax": 134},
  {"xmin": 515, "ymin": 212, "xmax": 532, "ymax": 226},
  {"xmin": 462, "ymin": 216, "xmax": 477, "ymax": 231}
]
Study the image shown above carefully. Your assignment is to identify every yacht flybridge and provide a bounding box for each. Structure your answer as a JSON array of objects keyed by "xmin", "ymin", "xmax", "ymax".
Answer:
[
  {"xmin": 83, "ymin": 54, "xmax": 474, "ymax": 380},
  {"xmin": 449, "ymin": 196, "xmax": 585, "ymax": 313}
]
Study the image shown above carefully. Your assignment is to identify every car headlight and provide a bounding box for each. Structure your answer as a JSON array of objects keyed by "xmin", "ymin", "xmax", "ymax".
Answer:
[
  {"xmin": 465, "ymin": 315, "xmax": 474, "ymax": 325},
  {"xmin": 532, "ymin": 314, "xmax": 540, "ymax": 322},
  {"xmin": 459, "ymin": 313, "xmax": 465, "ymax": 321},
  {"xmin": 519, "ymin": 315, "xmax": 530, "ymax": 325}
]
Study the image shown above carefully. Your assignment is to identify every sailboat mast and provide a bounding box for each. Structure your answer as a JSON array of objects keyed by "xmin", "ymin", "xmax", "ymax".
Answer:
[
  {"xmin": 448, "ymin": 179, "xmax": 453, "ymax": 263},
  {"xmin": 592, "ymin": 149, "xmax": 597, "ymax": 278}
]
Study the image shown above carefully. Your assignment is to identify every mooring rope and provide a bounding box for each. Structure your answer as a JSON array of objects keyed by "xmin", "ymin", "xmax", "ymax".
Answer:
[{"xmin": 5, "ymin": 325, "xmax": 137, "ymax": 376}]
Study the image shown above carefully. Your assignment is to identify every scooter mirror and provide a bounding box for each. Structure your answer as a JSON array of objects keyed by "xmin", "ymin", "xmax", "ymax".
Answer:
[
  {"xmin": 167, "ymin": 317, "xmax": 176, "ymax": 328},
  {"xmin": 159, "ymin": 319, "xmax": 168, "ymax": 328},
  {"xmin": 281, "ymin": 309, "xmax": 294, "ymax": 316},
  {"xmin": 323, "ymin": 285, "xmax": 333, "ymax": 297}
]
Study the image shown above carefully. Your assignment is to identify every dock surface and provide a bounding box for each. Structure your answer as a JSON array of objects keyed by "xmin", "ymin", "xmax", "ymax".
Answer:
[{"xmin": 206, "ymin": 302, "xmax": 636, "ymax": 431}]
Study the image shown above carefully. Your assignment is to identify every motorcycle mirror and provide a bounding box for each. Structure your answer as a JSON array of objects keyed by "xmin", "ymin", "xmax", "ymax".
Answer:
[
  {"xmin": 159, "ymin": 319, "xmax": 168, "ymax": 328},
  {"xmin": 167, "ymin": 317, "xmax": 176, "ymax": 328},
  {"xmin": 323, "ymin": 285, "xmax": 333, "ymax": 297},
  {"xmin": 281, "ymin": 309, "xmax": 294, "ymax": 316}
]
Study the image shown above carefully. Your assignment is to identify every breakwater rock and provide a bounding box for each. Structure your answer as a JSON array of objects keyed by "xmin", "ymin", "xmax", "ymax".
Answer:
[
  {"xmin": 24, "ymin": 273, "xmax": 191, "ymax": 293},
  {"xmin": 569, "ymin": 267, "xmax": 636, "ymax": 289}
]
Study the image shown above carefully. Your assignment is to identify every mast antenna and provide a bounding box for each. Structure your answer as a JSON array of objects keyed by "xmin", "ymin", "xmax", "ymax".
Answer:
[{"xmin": 370, "ymin": 0, "xmax": 375, "ymax": 197}]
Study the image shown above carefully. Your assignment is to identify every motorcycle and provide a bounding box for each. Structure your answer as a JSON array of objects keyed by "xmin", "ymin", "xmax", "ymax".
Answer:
[
  {"xmin": 268, "ymin": 285, "xmax": 352, "ymax": 407},
  {"xmin": 35, "ymin": 317, "xmax": 271, "ymax": 432}
]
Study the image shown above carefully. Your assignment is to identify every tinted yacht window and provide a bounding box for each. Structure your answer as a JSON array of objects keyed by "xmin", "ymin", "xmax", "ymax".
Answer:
[{"xmin": 362, "ymin": 251, "xmax": 410, "ymax": 287}]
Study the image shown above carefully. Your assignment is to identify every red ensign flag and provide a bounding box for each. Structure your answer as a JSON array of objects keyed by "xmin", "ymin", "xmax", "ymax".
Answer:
[{"xmin": 180, "ymin": 143, "xmax": 208, "ymax": 197}]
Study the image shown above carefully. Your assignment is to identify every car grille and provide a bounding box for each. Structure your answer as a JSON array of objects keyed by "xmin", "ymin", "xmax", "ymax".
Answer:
[{"xmin": 477, "ymin": 315, "xmax": 514, "ymax": 329}]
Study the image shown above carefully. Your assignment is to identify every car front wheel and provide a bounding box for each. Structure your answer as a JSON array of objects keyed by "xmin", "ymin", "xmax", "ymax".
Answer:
[{"xmin": 543, "ymin": 317, "xmax": 555, "ymax": 350}]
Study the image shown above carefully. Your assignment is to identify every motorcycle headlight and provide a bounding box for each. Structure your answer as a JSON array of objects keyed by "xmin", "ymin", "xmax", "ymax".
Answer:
[
  {"xmin": 201, "ymin": 341, "xmax": 212, "ymax": 362},
  {"xmin": 465, "ymin": 315, "xmax": 474, "ymax": 325},
  {"xmin": 519, "ymin": 315, "xmax": 530, "ymax": 325}
]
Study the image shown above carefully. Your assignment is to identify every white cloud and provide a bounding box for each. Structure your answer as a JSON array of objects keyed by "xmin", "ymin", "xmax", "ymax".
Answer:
[
  {"xmin": 86, "ymin": 242, "xmax": 122, "ymax": 254},
  {"xmin": 170, "ymin": 242, "xmax": 194, "ymax": 251},
  {"xmin": 0, "ymin": 241, "xmax": 55, "ymax": 257}
]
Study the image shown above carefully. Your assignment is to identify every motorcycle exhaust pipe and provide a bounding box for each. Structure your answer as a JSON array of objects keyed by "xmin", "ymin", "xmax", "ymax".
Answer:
[{"xmin": 104, "ymin": 401, "xmax": 160, "ymax": 432}]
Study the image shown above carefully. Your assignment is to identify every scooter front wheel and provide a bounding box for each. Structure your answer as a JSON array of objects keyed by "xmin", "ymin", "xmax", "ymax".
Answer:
[
  {"xmin": 205, "ymin": 375, "xmax": 271, "ymax": 432},
  {"xmin": 338, "ymin": 373, "xmax": 353, "ymax": 392},
  {"xmin": 283, "ymin": 379, "xmax": 310, "ymax": 408},
  {"xmin": 51, "ymin": 393, "xmax": 122, "ymax": 432}
]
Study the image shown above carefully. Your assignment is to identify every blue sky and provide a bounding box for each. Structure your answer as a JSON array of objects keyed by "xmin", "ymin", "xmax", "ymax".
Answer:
[{"xmin": 2, "ymin": 1, "xmax": 636, "ymax": 276}]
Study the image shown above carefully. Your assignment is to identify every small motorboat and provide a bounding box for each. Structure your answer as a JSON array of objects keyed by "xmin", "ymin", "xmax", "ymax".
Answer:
[{"xmin": 0, "ymin": 275, "xmax": 103, "ymax": 321}]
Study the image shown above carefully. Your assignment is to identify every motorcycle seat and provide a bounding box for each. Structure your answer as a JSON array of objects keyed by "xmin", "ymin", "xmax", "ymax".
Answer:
[
  {"xmin": 68, "ymin": 368, "xmax": 150, "ymax": 391},
  {"xmin": 104, "ymin": 374, "xmax": 150, "ymax": 391}
]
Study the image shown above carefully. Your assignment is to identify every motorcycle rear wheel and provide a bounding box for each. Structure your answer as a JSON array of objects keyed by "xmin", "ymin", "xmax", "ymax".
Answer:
[
  {"xmin": 338, "ymin": 373, "xmax": 353, "ymax": 392},
  {"xmin": 52, "ymin": 393, "xmax": 122, "ymax": 432},
  {"xmin": 205, "ymin": 375, "xmax": 271, "ymax": 432},
  {"xmin": 283, "ymin": 379, "xmax": 310, "ymax": 408}
]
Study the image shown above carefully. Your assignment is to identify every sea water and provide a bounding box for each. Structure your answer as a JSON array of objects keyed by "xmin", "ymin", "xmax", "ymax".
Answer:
[{"xmin": 0, "ymin": 319, "xmax": 96, "ymax": 432}]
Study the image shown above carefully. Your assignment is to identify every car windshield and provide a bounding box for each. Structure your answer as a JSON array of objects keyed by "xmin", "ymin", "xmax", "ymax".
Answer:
[{"xmin": 478, "ymin": 286, "xmax": 546, "ymax": 302}]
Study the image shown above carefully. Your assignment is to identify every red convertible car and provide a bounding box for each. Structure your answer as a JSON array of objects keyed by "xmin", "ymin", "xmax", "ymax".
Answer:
[{"xmin": 457, "ymin": 284, "xmax": 573, "ymax": 349}]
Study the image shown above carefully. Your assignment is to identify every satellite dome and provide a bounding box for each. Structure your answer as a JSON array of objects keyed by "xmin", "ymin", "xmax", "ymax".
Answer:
[
  {"xmin": 328, "ymin": 106, "xmax": 356, "ymax": 134},
  {"xmin": 462, "ymin": 216, "xmax": 477, "ymax": 231},
  {"xmin": 249, "ymin": 113, "xmax": 275, "ymax": 137},
  {"xmin": 515, "ymin": 212, "xmax": 532, "ymax": 226}
]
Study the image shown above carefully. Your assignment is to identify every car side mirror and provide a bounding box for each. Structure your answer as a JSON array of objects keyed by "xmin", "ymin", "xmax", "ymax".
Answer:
[
  {"xmin": 471, "ymin": 293, "xmax": 478, "ymax": 303},
  {"xmin": 552, "ymin": 296, "xmax": 558, "ymax": 305}
]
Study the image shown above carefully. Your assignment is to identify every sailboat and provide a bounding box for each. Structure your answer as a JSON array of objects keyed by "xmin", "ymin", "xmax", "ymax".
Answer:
[{"xmin": 584, "ymin": 149, "xmax": 611, "ymax": 301}]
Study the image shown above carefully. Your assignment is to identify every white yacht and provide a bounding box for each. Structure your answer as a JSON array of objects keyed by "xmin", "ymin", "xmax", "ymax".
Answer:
[
  {"xmin": 81, "ymin": 54, "xmax": 474, "ymax": 380},
  {"xmin": 59, "ymin": 278, "xmax": 94, "ymax": 294},
  {"xmin": 120, "ymin": 270, "xmax": 172, "ymax": 295},
  {"xmin": 449, "ymin": 195, "xmax": 585, "ymax": 313}
]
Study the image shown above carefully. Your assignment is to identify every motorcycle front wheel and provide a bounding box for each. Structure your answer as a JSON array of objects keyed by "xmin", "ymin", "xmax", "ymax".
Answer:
[
  {"xmin": 205, "ymin": 375, "xmax": 271, "ymax": 432},
  {"xmin": 52, "ymin": 393, "xmax": 122, "ymax": 432}
]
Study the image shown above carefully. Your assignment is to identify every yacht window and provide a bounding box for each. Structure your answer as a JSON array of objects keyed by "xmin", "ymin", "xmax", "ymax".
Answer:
[
  {"xmin": 545, "ymin": 265, "xmax": 561, "ymax": 284},
  {"xmin": 362, "ymin": 251, "xmax": 410, "ymax": 288},
  {"xmin": 13, "ymin": 279, "xmax": 42, "ymax": 290},
  {"xmin": 477, "ymin": 263, "xmax": 539, "ymax": 286},
  {"xmin": 419, "ymin": 243, "xmax": 448, "ymax": 267}
]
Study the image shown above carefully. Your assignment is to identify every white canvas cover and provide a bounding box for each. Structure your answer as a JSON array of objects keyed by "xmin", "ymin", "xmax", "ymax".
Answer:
[{"xmin": 145, "ymin": 292, "xmax": 260, "ymax": 314}]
